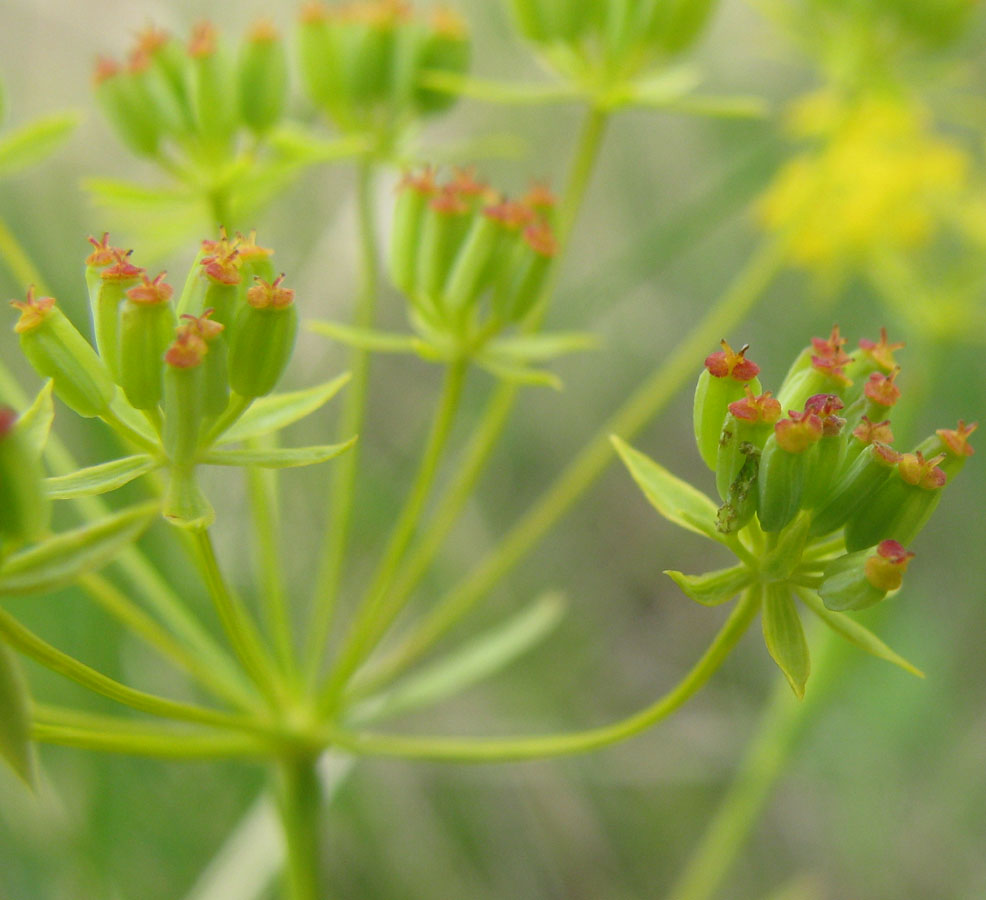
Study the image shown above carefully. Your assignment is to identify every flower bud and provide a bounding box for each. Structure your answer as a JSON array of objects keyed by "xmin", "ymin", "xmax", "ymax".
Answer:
[
  {"xmin": 132, "ymin": 27, "xmax": 195, "ymax": 132},
  {"xmin": 235, "ymin": 231, "xmax": 276, "ymax": 285},
  {"xmin": 238, "ymin": 20, "xmax": 288, "ymax": 135},
  {"xmin": 414, "ymin": 8, "xmax": 470, "ymax": 115},
  {"xmin": 0, "ymin": 407, "xmax": 48, "ymax": 547},
  {"xmin": 502, "ymin": 219, "xmax": 558, "ymax": 323},
  {"xmin": 845, "ymin": 415, "xmax": 894, "ymax": 467},
  {"xmin": 776, "ymin": 325, "xmax": 854, "ymax": 412},
  {"xmin": 119, "ymin": 272, "xmax": 177, "ymax": 410},
  {"xmin": 809, "ymin": 441, "xmax": 900, "ymax": 538},
  {"xmin": 757, "ymin": 409, "xmax": 823, "ymax": 532},
  {"xmin": 416, "ymin": 185, "xmax": 473, "ymax": 312},
  {"xmin": 715, "ymin": 388, "xmax": 780, "ymax": 501},
  {"xmin": 93, "ymin": 57, "xmax": 162, "ymax": 157},
  {"xmin": 199, "ymin": 231, "xmax": 243, "ymax": 328},
  {"xmin": 843, "ymin": 328, "xmax": 904, "ymax": 390},
  {"xmin": 297, "ymin": 3, "xmax": 348, "ymax": 122},
  {"xmin": 228, "ymin": 276, "xmax": 298, "ymax": 398},
  {"xmin": 89, "ymin": 245, "xmax": 145, "ymax": 380},
  {"xmin": 11, "ymin": 289, "xmax": 115, "ymax": 418},
  {"xmin": 862, "ymin": 366, "xmax": 901, "ymax": 423},
  {"xmin": 819, "ymin": 540, "xmax": 915, "ymax": 612},
  {"xmin": 914, "ymin": 420, "xmax": 975, "ymax": 480},
  {"xmin": 163, "ymin": 326, "xmax": 208, "ymax": 465},
  {"xmin": 391, "ymin": 168, "xmax": 437, "ymax": 296},
  {"xmin": 693, "ymin": 340, "xmax": 762, "ymax": 470},
  {"xmin": 844, "ymin": 451, "xmax": 947, "ymax": 551},
  {"xmin": 188, "ymin": 21, "xmax": 237, "ymax": 155},
  {"xmin": 801, "ymin": 394, "xmax": 847, "ymax": 509},
  {"xmin": 181, "ymin": 311, "xmax": 228, "ymax": 420}
]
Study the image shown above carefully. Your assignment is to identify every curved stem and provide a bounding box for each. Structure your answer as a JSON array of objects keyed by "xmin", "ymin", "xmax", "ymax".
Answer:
[
  {"xmin": 190, "ymin": 529, "xmax": 283, "ymax": 706},
  {"xmin": 317, "ymin": 359, "xmax": 469, "ymax": 713},
  {"xmin": 275, "ymin": 756, "xmax": 323, "ymax": 900},
  {"xmin": 330, "ymin": 587, "xmax": 760, "ymax": 762},
  {"xmin": 354, "ymin": 235, "xmax": 788, "ymax": 696},
  {"xmin": 666, "ymin": 618, "xmax": 842, "ymax": 900},
  {"xmin": 305, "ymin": 158, "xmax": 381, "ymax": 685},
  {"xmin": 361, "ymin": 107, "xmax": 610, "ymax": 660}
]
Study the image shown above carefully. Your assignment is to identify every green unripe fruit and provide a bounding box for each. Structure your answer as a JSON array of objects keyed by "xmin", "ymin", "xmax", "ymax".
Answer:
[
  {"xmin": 163, "ymin": 330, "xmax": 208, "ymax": 466},
  {"xmin": 505, "ymin": 220, "xmax": 558, "ymax": 323},
  {"xmin": 0, "ymin": 407, "xmax": 48, "ymax": 547},
  {"xmin": 238, "ymin": 21, "xmax": 288, "ymax": 135},
  {"xmin": 416, "ymin": 187, "xmax": 472, "ymax": 314},
  {"xmin": 93, "ymin": 59, "xmax": 162, "ymax": 157},
  {"xmin": 228, "ymin": 277, "xmax": 298, "ymax": 399},
  {"xmin": 757, "ymin": 412, "xmax": 822, "ymax": 532},
  {"xmin": 119, "ymin": 273, "xmax": 177, "ymax": 410},
  {"xmin": 12, "ymin": 291, "xmax": 115, "ymax": 419},
  {"xmin": 391, "ymin": 170, "xmax": 437, "ymax": 296},
  {"xmin": 914, "ymin": 421, "xmax": 976, "ymax": 480},
  {"xmin": 715, "ymin": 444, "xmax": 759, "ymax": 535},
  {"xmin": 809, "ymin": 441, "xmax": 900, "ymax": 538},
  {"xmin": 819, "ymin": 540, "xmax": 914, "ymax": 612},
  {"xmin": 693, "ymin": 340, "xmax": 761, "ymax": 470},
  {"xmin": 715, "ymin": 390, "xmax": 781, "ymax": 502},
  {"xmin": 414, "ymin": 10, "xmax": 470, "ymax": 115},
  {"xmin": 297, "ymin": 5, "xmax": 347, "ymax": 123},
  {"xmin": 91, "ymin": 253, "xmax": 145, "ymax": 380},
  {"xmin": 443, "ymin": 211, "xmax": 502, "ymax": 322},
  {"xmin": 188, "ymin": 22, "xmax": 237, "ymax": 156}
]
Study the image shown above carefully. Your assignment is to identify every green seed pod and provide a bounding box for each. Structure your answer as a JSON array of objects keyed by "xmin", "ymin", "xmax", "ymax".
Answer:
[
  {"xmin": 414, "ymin": 9, "xmax": 470, "ymax": 115},
  {"xmin": 297, "ymin": 3, "xmax": 348, "ymax": 124},
  {"xmin": 12, "ymin": 290, "xmax": 115, "ymax": 419},
  {"xmin": 415, "ymin": 186, "xmax": 472, "ymax": 315},
  {"xmin": 504, "ymin": 220, "xmax": 558, "ymax": 323},
  {"xmin": 443, "ymin": 210, "xmax": 503, "ymax": 321},
  {"xmin": 776, "ymin": 325, "xmax": 854, "ymax": 412},
  {"xmin": 228, "ymin": 277, "xmax": 299, "ymax": 398},
  {"xmin": 844, "ymin": 452, "xmax": 947, "ymax": 552},
  {"xmin": 91, "ymin": 251, "xmax": 145, "ymax": 380},
  {"xmin": 860, "ymin": 367, "xmax": 901, "ymax": 425},
  {"xmin": 842, "ymin": 328, "xmax": 904, "ymax": 400},
  {"xmin": 391, "ymin": 169, "xmax": 437, "ymax": 296},
  {"xmin": 0, "ymin": 407, "xmax": 48, "ymax": 547},
  {"xmin": 800, "ymin": 394, "xmax": 847, "ymax": 509},
  {"xmin": 180, "ymin": 311, "xmax": 228, "ymax": 421},
  {"xmin": 843, "ymin": 415, "xmax": 894, "ymax": 469},
  {"xmin": 693, "ymin": 340, "xmax": 762, "ymax": 470},
  {"xmin": 138, "ymin": 28, "xmax": 195, "ymax": 130},
  {"xmin": 757, "ymin": 411, "xmax": 822, "ymax": 532},
  {"xmin": 119, "ymin": 273, "xmax": 177, "ymax": 410},
  {"xmin": 128, "ymin": 51, "xmax": 186, "ymax": 137},
  {"xmin": 715, "ymin": 389, "xmax": 781, "ymax": 502},
  {"xmin": 819, "ymin": 540, "xmax": 914, "ymax": 612},
  {"xmin": 238, "ymin": 20, "xmax": 288, "ymax": 135},
  {"xmin": 93, "ymin": 58, "xmax": 162, "ymax": 157},
  {"xmin": 715, "ymin": 443, "xmax": 759, "ymax": 535},
  {"xmin": 199, "ymin": 234, "xmax": 243, "ymax": 329},
  {"xmin": 188, "ymin": 22, "xmax": 237, "ymax": 156},
  {"xmin": 914, "ymin": 421, "xmax": 976, "ymax": 480},
  {"xmin": 809, "ymin": 441, "xmax": 900, "ymax": 538},
  {"xmin": 163, "ymin": 329, "xmax": 208, "ymax": 466},
  {"xmin": 84, "ymin": 232, "xmax": 118, "ymax": 310}
]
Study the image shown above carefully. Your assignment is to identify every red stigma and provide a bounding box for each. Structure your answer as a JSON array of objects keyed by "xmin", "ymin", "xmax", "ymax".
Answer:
[
  {"xmin": 859, "ymin": 328, "xmax": 905, "ymax": 373},
  {"xmin": 937, "ymin": 420, "xmax": 977, "ymax": 458},
  {"xmin": 126, "ymin": 272, "xmax": 173, "ymax": 306},
  {"xmin": 864, "ymin": 367, "xmax": 901, "ymax": 408},
  {"xmin": 853, "ymin": 416, "xmax": 894, "ymax": 447},
  {"xmin": 705, "ymin": 340, "xmax": 760, "ymax": 382},
  {"xmin": 728, "ymin": 387, "xmax": 781, "ymax": 424}
]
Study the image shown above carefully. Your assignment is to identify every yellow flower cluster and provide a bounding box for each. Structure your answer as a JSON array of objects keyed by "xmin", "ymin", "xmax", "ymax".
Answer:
[{"xmin": 758, "ymin": 90, "xmax": 969, "ymax": 273}]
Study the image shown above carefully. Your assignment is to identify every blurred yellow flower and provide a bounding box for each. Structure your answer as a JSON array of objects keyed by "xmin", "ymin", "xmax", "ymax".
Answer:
[{"xmin": 759, "ymin": 90, "xmax": 969, "ymax": 273}]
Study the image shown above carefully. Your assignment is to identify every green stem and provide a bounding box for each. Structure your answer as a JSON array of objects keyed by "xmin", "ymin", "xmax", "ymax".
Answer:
[
  {"xmin": 79, "ymin": 572, "xmax": 258, "ymax": 711},
  {"xmin": 275, "ymin": 756, "xmax": 323, "ymax": 900},
  {"xmin": 246, "ymin": 434, "xmax": 295, "ymax": 682},
  {"xmin": 190, "ymin": 528, "xmax": 283, "ymax": 706},
  {"xmin": 361, "ymin": 108, "xmax": 609, "ymax": 661},
  {"xmin": 0, "ymin": 606, "xmax": 266, "ymax": 733},
  {"xmin": 331, "ymin": 587, "xmax": 760, "ymax": 762},
  {"xmin": 317, "ymin": 359, "xmax": 469, "ymax": 713},
  {"xmin": 666, "ymin": 619, "xmax": 841, "ymax": 900},
  {"xmin": 0, "ymin": 213, "xmax": 49, "ymax": 291},
  {"xmin": 305, "ymin": 158, "xmax": 381, "ymax": 685},
  {"xmin": 101, "ymin": 406, "xmax": 163, "ymax": 454},
  {"xmin": 354, "ymin": 235, "xmax": 788, "ymax": 696}
]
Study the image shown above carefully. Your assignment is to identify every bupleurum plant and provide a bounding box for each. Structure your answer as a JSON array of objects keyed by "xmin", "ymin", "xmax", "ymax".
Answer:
[{"xmin": 0, "ymin": 0, "xmax": 981, "ymax": 898}]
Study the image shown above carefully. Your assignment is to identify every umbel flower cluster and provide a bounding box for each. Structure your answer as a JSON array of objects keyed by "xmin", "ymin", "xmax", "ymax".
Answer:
[
  {"xmin": 6, "ymin": 233, "xmax": 352, "ymax": 535},
  {"xmin": 618, "ymin": 326, "xmax": 974, "ymax": 697}
]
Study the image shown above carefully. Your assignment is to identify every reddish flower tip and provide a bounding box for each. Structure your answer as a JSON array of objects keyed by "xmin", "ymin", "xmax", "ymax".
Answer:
[
  {"xmin": 165, "ymin": 328, "xmax": 208, "ymax": 368},
  {"xmin": 804, "ymin": 393, "xmax": 845, "ymax": 436},
  {"xmin": 132, "ymin": 25, "xmax": 170, "ymax": 58},
  {"xmin": 235, "ymin": 231, "xmax": 274, "ymax": 263},
  {"xmin": 430, "ymin": 185, "xmax": 470, "ymax": 216},
  {"xmin": 247, "ymin": 18, "xmax": 280, "ymax": 42},
  {"xmin": 126, "ymin": 271, "xmax": 173, "ymax": 306},
  {"xmin": 92, "ymin": 56, "xmax": 121, "ymax": 85},
  {"xmin": 864, "ymin": 366, "xmax": 901, "ymax": 408},
  {"xmin": 937, "ymin": 420, "xmax": 977, "ymax": 458},
  {"xmin": 859, "ymin": 327, "xmax": 905, "ymax": 373},
  {"xmin": 200, "ymin": 230, "xmax": 242, "ymax": 285},
  {"xmin": 0, "ymin": 406, "xmax": 18, "ymax": 438},
  {"xmin": 10, "ymin": 286, "xmax": 56, "ymax": 333},
  {"xmin": 484, "ymin": 199, "xmax": 535, "ymax": 230},
  {"xmin": 705, "ymin": 340, "xmax": 760, "ymax": 382},
  {"xmin": 523, "ymin": 220, "xmax": 559, "ymax": 258},
  {"xmin": 853, "ymin": 416, "xmax": 894, "ymax": 447},
  {"xmin": 728, "ymin": 387, "xmax": 781, "ymax": 424},
  {"xmin": 180, "ymin": 309, "xmax": 224, "ymax": 342},
  {"xmin": 432, "ymin": 6, "xmax": 467, "ymax": 37},
  {"xmin": 86, "ymin": 233, "xmax": 117, "ymax": 268},
  {"xmin": 101, "ymin": 248, "xmax": 144, "ymax": 283},
  {"xmin": 898, "ymin": 451, "xmax": 947, "ymax": 490},
  {"xmin": 448, "ymin": 166, "xmax": 488, "ymax": 198},
  {"xmin": 398, "ymin": 167, "xmax": 437, "ymax": 196},
  {"xmin": 188, "ymin": 21, "xmax": 218, "ymax": 58},
  {"xmin": 865, "ymin": 540, "xmax": 914, "ymax": 592},
  {"xmin": 523, "ymin": 181, "xmax": 557, "ymax": 212},
  {"xmin": 810, "ymin": 324, "xmax": 854, "ymax": 385},
  {"xmin": 775, "ymin": 409, "xmax": 823, "ymax": 453},
  {"xmin": 247, "ymin": 275, "xmax": 295, "ymax": 310}
]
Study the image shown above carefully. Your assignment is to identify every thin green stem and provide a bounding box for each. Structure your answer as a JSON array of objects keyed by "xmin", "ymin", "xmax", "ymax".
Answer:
[
  {"xmin": 246, "ymin": 434, "xmax": 295, "ymax": 682},
  {"xmin": 79, "ymin": 572, "xmax": 258, "ymax": 711},
  {"xmin": 331, "ymin": 587, "xmax": 760, "ymax": 762},
  {"xmin": 0, "ymin": 213, "xmax": 49, "ymax": 292},
  {"xmin": 317, "ymin": 359, "xmax": 469, "ymax": 713},
  {"xmin": 364, "ymin": 107, "xmax": 610, "ymax": 658},
  {"xmin": 190, "ymin": 528, "xmax": 283, "ymax": 706},
  {"xmin": 0, "ymin": 606, "xmax": 266, "ymax": 734},
  {"xmin": 101, "ymin": 407, "xmax": 163, "ymax": 453},
  {"xmin": 666, "ymin": 619, "xmax": 841, "ymax": 900},
  {"xmin": 305, "ymin": 157, "xmax": 381, "ymax": 685},
  {"xmin": 354, "ymin": 235, "xmax": 788, "ymax": 696},
  {"xmin": 275, "ymin": 756, "xmax": 323, "ymax": 900}
]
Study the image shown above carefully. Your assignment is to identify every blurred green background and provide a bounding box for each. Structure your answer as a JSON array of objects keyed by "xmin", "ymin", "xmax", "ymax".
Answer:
[{"xmin": 1, "ymin": 1, "xmax": 985, "ymax": 898}]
